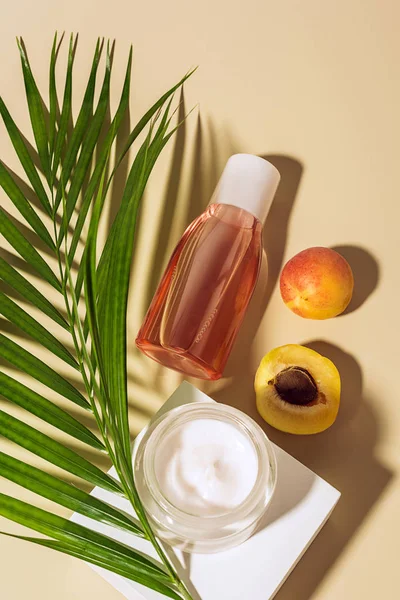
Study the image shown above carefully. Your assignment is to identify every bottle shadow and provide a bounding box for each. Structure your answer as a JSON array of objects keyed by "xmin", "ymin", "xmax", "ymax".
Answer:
[{"xmin": 263, "ymin": 341, "xmax": 392, "ymax": 600}]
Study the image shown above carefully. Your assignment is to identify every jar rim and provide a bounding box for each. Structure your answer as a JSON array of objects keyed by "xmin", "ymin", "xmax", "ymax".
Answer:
[{"xmin": 135, "ymin": 402, "xmax": 277, "ymax": 530}]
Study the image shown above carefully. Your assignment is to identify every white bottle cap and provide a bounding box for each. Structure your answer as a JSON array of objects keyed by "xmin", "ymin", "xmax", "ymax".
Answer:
[{"xmin": 213, "ymin": 154, "xmax": 281, "ymax": 223}]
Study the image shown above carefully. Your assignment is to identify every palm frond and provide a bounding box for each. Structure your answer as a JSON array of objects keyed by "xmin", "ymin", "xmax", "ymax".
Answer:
[
  {"xmin": 0, "ymin": 162, "xmax": 54, "ymax": 249},
  {"xmin": 17, "ymin": 37, "xmax": 52, "ymax": 184},
  {"xmin": 0, "ymin": 334, "xmax": 88, "ymax": 407},
  {"xmin": 0, "ymin": 33, "xmax": 196, "ymax": 600},
  {"xmin": 0, "ymin": 373, "xmax": 103, "ymax": 449},
  {"xmin": 0, "ymin": 292, "xmax": 77, "ymax": 367},
  {"xmin": 0, "ymin": 257, "xmax": 68, "ymax": 328},
  {"xmin": 0, "ymin": 97, "xmax": 52, "ymax": 215},
  {"xmin": 0, "ymin": 452, "xmax": 143, "ymax": 536},
  {"xmin": 0, "ymin": 410, "xmax": 122, "ymax": 493},
  {"xmin": 0, "ymin": 209, "xmax": 60, "ymax": 289}
]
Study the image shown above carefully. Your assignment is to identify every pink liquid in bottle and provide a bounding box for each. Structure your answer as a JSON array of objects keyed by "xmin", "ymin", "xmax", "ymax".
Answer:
[{"xmin": 136, "ymin": 155, "xmax": 280, "ymax": 380}]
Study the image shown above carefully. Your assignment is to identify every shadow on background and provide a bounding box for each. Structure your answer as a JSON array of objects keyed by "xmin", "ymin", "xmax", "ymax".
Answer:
[
  {"xmin": 332, "ymin": 245, "xmax": 380, "ymax": 315},
  {"xmin": 208, "ymin": 157, "xmax": 389, "ymax": 597},
  {"xmin": 256, "ymin": 341, "xmax": 391, "ymax": 600},
  {"xmin": 144, "ymin": 92, "xmax": 188, "ymax": 308},
  {"xmin": 143, "ymin": 105, "xmax": 219, "ymax": 310}
]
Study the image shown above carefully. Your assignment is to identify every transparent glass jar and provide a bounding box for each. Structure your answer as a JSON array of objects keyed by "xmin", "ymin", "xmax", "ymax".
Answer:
[{"xmin": 134, "ymin": 403, "xmax": 277, "ymax": 553}]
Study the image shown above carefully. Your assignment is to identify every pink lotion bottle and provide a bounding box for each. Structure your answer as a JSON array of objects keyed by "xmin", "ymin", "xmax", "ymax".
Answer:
[{"xmin": 136, "ymin": 154, "xmax": 280, "ymax": 380}]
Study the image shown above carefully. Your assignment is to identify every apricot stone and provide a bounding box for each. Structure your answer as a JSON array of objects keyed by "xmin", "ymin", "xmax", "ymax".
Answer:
[
  {"xmin": 255, "ymin": 344, "xmax": 341, "ymax": 435},
  {"xmin": 280, "ymin": 247, "xmax": 354, "ymax": 319}
]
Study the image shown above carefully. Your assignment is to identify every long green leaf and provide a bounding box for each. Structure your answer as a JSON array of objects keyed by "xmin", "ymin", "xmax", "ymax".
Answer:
[
  {"xmin": 98, "ymin": 107, "xmax": 177, "ymax": 456},
  {"xmin": 82, "ymin": 142, "xmax": 121, "ymax": 452},
  {"xmin": 53, "ymin": 38, "xmax": 102, "ymax": 210},
  {"xmin": 75, "ymin": 72, "xmax": 194, "ymax": 301},
  {"xmin": 0, "ymin": 257, "xmax": 68, "ymax": 329},
  {"xmin": 0, "ymin": 452, "xmax": 143, "ymax": 536},
  {"xmin": 0, "ymin": 372, "xmax": 104, "ymax": 450},
  {"xmin": 0, "ymin": 494, "xmax": 163, "ymax": 575},
  {"xmin": 113, "ymin": 67, "xmax": 197, "ymax": 174},
  {"xmin": 0, "ymin": 292, "xmax": 78, "ymax": 368},
  {"xmin": 52, "ymin": 34, "xmax": 74, "ymax": 183},
  {"xmin": 0, "ymin": 162, "xmax": 54, "ymax": 250},
  {"xmin": 56, "ymin": 41, "xmax": 110, "ymax": 223},
  {"xmin": 0, "ymin": 208, "xmax": 61, "ymax": 291},
  {"xmin": 62, "ymin": 44, "xmax": 112, "ymax": 230},
  {"xmin": 95, "ymin": 96, "xmax": 177, "ymax": 297},
  {"xmin": 0, "ymin": 412, "xmax": 121, "ymax": 494},
  {"xmin": 17, "ymin": 37, "xmax": 51, "ymax": 183},
  {"xmin": 0, "ymin": 334, "xmax": 88, "ymax": 409},
  {"xmin": 68, "ymin": 46, "xmax": 133, "ymax": 264},
  {"xmin": 0, "ymin": 97, "xmax": 51, "ymax": 216},
  {"xmin": 87, "ymin": 108, "xmax": 162, "ymax": 308},
  {"xmin": 48, "ymin": 32, "xmax": 58, "ymax": 158},
  {"xmin": 0, "ymin": 495, "xmax": 163, "ymax": 573},
  {"xmin": 0, "ymin": 533, "xmax": 182, "ymax": 600}
]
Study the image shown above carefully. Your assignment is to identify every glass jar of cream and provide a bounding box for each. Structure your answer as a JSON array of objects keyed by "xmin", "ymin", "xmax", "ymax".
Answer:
[{"xmin": 134, "ymin": 403, "xmax": 277, "ymax": 553}]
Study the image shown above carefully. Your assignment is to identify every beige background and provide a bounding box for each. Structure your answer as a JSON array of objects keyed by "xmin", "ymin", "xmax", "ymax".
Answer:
[{"xmin": 1, "ymin": 1, "xmax": 400, "ymax": 599}]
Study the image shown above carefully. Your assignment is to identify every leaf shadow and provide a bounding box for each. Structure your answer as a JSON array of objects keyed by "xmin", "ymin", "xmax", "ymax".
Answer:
[
  {"xmin": 0, "ymin": 248, "xmax": 50, "ymax": 284},
  {"xmin": 143, "ymin": 90, "xmax": 187, "ymax": 307}
]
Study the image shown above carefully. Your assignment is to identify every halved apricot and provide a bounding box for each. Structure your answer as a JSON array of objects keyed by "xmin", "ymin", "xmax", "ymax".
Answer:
[{"xmin": 255, "ymin": 344, "xmax": 341, "ymax": 434}]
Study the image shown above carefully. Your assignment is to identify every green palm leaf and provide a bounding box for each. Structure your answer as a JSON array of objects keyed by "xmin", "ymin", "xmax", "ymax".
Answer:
[
  {"xmin": 0, "ymin": 496, "xmax": 174, "ymax": 584},
  {"xmin": 0, "ymin": 411, "xmax": 122, "ymax": 494},
  {"xmin": 0, "ymin": 334, "xmax": 87, "ymax": 408},
  {"xmin": 0, "ymin": 34, "xmax": 196, "ymax": 600},
  {"xmin": 17, "ymin": 37, "xmax": 52, "ymax": 183},
  {"xmin": 0, "ymin": 533, "xmax": 183, "ymax": 600},
  {"xmin": 48, "ymin": 33, "xmax": 58, "ymax": 157},
  {"xmin": 0, "ymin": 162, "xmax": 54, "ymax": 249},
  {"xmin": 52, "ymin": 34, "xmax": 75, "ymax": 183},
  {"xmin": 60, "ymin": 42, "xmax": 111, "ymax": 227},
  {"xmin": 0, "ymin": 292, "xmax": 77, "ymax": 368},
  {"xmin": 97, "ymin": 105, "xmax": 178, "ymax": 455},
  {"xmin": 0, "ymin": 372, "xmax": 102, "ymax": 450},
  {"xmin": 0, "ymin": 209, "xmax": 61, "ymax": 290},
  {"xmin": 68, "ymin": 46, "xmax": 132, "ymax": 263},
  {"xmin": 0, "ymin": 97, "xmax": 51, "ymax": 216},
  {"xmin": 53, "ymin": 38, "xmax": 102, "ymax": 209},
  {"xmin": 0, "ymin": 257, "xmax": 68, "ymax": 329},
  {"xmin": 0, "ymin": 453, "xmax": 142, "ymax": 536}
]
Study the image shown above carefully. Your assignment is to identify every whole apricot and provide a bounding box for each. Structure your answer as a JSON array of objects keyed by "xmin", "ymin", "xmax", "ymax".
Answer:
[{"xmin": 280, "ymin": 247, "xmax": 354, "ymax": 319}]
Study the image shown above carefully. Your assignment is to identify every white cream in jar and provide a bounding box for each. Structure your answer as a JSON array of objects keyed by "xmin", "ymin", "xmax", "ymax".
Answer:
[
  {"xmin": 134, "ymin": 403, "xmax": 277, "ymax": 553},
  {"xmin": 153, "ymin": 418, "xmax": 260, "ymax": 517}
]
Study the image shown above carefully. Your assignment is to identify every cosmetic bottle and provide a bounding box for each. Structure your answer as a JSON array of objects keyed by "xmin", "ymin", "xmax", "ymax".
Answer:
[{"xmin": 136, "ymin": 154, "xmax": 280, "ymax": 380}]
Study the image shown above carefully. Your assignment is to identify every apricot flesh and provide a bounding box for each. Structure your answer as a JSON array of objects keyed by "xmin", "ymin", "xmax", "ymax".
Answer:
[
  {"xmin": 280, "ymin": 247, "xmax": 354, "ymax": 319},
  {"xmin": 255, "ymin": 344, "xmax": 341, "ymax": 435}
]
